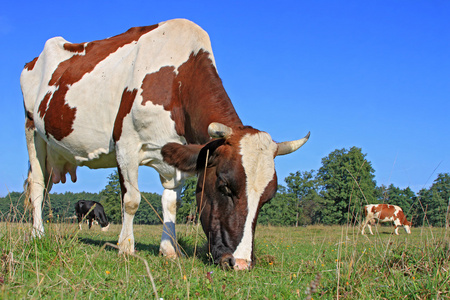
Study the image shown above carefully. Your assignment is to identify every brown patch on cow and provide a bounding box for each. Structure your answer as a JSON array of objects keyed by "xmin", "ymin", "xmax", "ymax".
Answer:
[
  {"xmin": 141, "ymin": 49, "xmax": 242, "ymax": 144},
  {"xmin": 372, "ymin": 204, "xmax": 397, "ymax": 221},
  {"xmin": 141, "ymin": 66, "xmax": 176, "ymax": 107},
  {"xmin": 63, "ymin": 43, "xmax": 85, "ymax": 53},
  {"xmin": 396, "ymin": 210, "xmax": 411, "ymax": 225},
  {"xmin": 24, "ymin": 57, "xmax": 38, "ymax": 71},
  {"xmin": 378, "ymin": 205, "xmax": 397, "ymax": 220},
  {"xmin": 42, "ymin": 24, "xmax": 158, "ymax": 141},
  {"xmin": 43, "ymin": 84, "xmax": 77, "ymax": 140},
  {"xmin": 38, "ymin": 92, "xmax": 51, "ymax": 118},
  {"xmin": 370, "ymin": 205, "xmax": 378, "ymax": 214},
  {"xmin": 113, "ymin": 88, "xmax": 138, "ymax": 142}
]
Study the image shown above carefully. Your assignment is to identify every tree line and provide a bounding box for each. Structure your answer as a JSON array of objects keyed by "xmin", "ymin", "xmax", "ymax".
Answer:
[{"xmin": 1, "ymin": 147, "xmax": 448, "ymax": 228}]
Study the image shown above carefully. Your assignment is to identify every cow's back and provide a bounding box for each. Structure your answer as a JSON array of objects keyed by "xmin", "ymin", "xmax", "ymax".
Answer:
[{"xmin": 21, "ymin": 19, "xmax": 214, "ymax": 171}]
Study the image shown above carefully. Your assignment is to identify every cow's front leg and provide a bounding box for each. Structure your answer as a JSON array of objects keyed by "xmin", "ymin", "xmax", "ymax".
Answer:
[
  {"xmin": 393, "ymin": 225, "xmax": 399, "ymax": 235},
  {"xmin": 159, "ymin": 187, "xmax": 182, "ymax": 258}
]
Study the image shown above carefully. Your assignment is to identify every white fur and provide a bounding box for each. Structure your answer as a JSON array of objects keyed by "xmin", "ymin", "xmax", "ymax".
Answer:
[{"xmin": 233, "ymin": 132, "xmax": 277, "ymax": 261}]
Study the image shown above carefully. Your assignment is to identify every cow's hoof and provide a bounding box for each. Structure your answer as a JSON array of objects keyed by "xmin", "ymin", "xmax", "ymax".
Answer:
[{"xmin": 117, "ymin": 240, "xmax": 135, "ymax": 255}]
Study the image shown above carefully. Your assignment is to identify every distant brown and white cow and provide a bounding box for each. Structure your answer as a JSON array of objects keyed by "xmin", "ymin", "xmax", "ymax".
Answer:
[
  {"xmin": 21, "ymin": 19, "xmax": 309, "ymax": 270},
  {"xmin": 361, "ymin": 204, "xmax": 412, "ymax": 235}
]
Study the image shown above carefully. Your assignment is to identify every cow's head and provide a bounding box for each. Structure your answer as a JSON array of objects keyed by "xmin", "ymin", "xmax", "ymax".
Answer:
[
  {"xmin": 403, "ymin": 219, "xmax": 412, "ymax": 234},
  {"xmin": 162, "ymin": 123, "xmax": 309, "ymax": 270},
  {"xmin": 101, "ymin": 223, "xmax": 110, "ymax": 232}
]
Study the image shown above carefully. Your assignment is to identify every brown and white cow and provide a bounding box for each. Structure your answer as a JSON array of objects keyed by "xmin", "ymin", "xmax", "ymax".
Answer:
[
  {"xmin": 21, "ymin": 19, "xmax": 309, "ymax": 270},
  {"xmin": 361, "ymin": 204, "xmax": 412, "ymax": 235}
]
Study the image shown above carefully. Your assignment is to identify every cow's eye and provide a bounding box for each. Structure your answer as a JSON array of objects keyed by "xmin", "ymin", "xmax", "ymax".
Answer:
[{"xmin": 219, "ymin": 184, "xmax": 233, "ymax": 198}]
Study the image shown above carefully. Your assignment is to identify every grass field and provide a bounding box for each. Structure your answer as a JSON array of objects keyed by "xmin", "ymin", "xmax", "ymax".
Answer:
[{"xmin": 1, "ymin": 220, "xmax": 449, "ymax": 299}]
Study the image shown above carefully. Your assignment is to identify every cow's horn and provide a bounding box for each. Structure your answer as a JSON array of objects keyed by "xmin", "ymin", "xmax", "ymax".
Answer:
[
  {"xmin": 208, "ymin": 122, "xmax": 233, "ymax": 139},
  {"xmin": 276, "ymin": 132, "xmax": 310, "ymax": 156}
]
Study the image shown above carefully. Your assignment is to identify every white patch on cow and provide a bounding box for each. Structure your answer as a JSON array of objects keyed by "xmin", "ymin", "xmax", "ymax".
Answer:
[{"xmin": 233, "ymin": 132, "xmax": 277, "ymax": 261}]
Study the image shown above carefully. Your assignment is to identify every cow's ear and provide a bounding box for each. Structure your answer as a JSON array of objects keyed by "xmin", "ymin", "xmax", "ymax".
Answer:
[{"xmin": 161, "ymin": 143, "xmax": 203, "ymax": 173}]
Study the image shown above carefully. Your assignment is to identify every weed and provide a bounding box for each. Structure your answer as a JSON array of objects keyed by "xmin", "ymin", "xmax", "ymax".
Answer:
[{"xmin": 0, "ymin": 207, "xmax": 449, "ymax": 298}]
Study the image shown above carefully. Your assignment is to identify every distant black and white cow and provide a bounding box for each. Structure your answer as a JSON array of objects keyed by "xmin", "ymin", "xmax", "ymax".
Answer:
[
  {"xmin": 74, "ymin": 200, "xmax": 110, "ymax": 231},
  {"xmin": 21, "ymin": 19, "xmax": 309, "ymax": 270},
  {"xmin": 361, "ymin": 204, "xmax": 412, "ymax": 235}
]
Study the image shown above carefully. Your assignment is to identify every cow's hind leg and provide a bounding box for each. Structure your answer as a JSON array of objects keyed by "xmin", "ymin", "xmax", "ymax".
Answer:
[
  {"xmin": 115, "ymin": 145, "xmax": 141, "ymax": 254},
  {"xmin": 25, "ymin": 120, "xmax": 52, "ymax": 237}
]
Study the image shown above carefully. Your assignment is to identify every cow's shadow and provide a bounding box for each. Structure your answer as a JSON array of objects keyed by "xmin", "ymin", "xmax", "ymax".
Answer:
[
  {"xmin": 79, "ymin": 237, "xmax": 160, "ymax": 255},
  {"xmin": 78, "ymin": 237, "xmax": 210, "ymax": 264}
]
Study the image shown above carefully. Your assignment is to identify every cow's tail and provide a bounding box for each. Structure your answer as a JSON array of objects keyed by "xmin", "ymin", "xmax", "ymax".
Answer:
[
  {"xmin": 23, "ymin": 168, "xmax": 32, "ymax": 210},
  {"xmin": 362, "ymin": 205, "xmax": 368, "ymax": 218}
]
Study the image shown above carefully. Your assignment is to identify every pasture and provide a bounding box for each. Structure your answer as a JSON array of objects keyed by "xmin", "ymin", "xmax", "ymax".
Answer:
[{"xmin": 1, "ymin": 220, "xmax": 449, "ymax": 299}]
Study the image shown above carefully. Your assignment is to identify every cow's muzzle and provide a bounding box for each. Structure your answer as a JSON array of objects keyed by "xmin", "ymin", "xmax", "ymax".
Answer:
[
  {"xmin": 101, "ymin": 223, "xmax": 110, "ymax": 232},
  {"xmin": 219, "ymin": 253, "xmax": 251, "ymax": 270}
]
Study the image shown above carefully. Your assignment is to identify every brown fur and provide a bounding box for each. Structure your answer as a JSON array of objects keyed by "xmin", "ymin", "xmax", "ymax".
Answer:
[
  {"xmin": 141, "ymin": 50, "xmax": 242, "ymax": 144},
  {"xmin": 24, "ymin": 57, "xmax": 38, "ymax": 71},
  {"xmin": 113, "ymin": 88, "xmax": 138, "ymax": 142}
]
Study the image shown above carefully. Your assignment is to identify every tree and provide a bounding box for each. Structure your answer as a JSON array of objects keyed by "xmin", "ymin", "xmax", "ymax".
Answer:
[
  {"xmin": 258, "ymin": 185, "xmax": 297, "ymax": 226},
  {"xmin": 136, "ymin": 192, "xmax": 162, "ymax": 225},
  {"xmin": 176, "ymin": 176, "xmax": 198, "ymax": 224},
  {"xmin": 380, "ymin": 184, "xmax": 415, "ymax": 209},
  {"xmin": 0, "ymin": 192, "xmax": 28, "ymax": 222},
  {"xmin": 298, "ymin": 190, "xmax": 323, "ymax": 225},
  {"xmin": 316, "ymin": 147, "xmax": 377, "ymax": 225},
  {"xmin": 284, "ymin": 170, "xmax": 318, "ymax": 226},
  {"xmin": 100, "ymin": 171, "xmax": 122, "ymax": 224},
  {"xmin": 419, "ymin": 173, "xmax": 450, "ymax": 227}
]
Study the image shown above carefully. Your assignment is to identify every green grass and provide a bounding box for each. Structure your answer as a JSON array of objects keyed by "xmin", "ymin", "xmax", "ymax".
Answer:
[{"xmin": 1, "ymin": 220, "xmax": 449, "ymax": 299}]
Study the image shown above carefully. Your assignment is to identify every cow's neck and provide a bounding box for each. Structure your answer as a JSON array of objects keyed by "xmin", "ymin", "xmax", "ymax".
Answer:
[{"xmin": 177, "ymin": 50, "xmax": 243, "ymax": 144}]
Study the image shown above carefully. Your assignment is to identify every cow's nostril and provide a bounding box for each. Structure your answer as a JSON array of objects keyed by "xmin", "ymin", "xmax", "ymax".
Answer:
[
  {"xmin": 219, "ymin": 253, "xmax": 235, "ymax": 270},
  {"xmin": 234, "ymin": 258, "xmax": 251, "ymax": 270}
]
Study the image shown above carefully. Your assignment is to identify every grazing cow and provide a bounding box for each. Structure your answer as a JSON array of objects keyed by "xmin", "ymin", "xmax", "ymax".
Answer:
[
  {"xmin": 21, "ymin": 19, "xmax": 309, "ymax": 270},
  {"xmin": 361, "ymin": 204, "xmax": 412, "ymax": 235},
  {"xmin": 74, "ymin": 200, "xmax": 110, "ymax": 231}
]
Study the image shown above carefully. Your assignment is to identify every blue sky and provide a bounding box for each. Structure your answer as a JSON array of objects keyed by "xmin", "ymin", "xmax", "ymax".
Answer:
[{"xmin": 1, "ymin": 1, "xmax": 448, "ymax": 197}]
